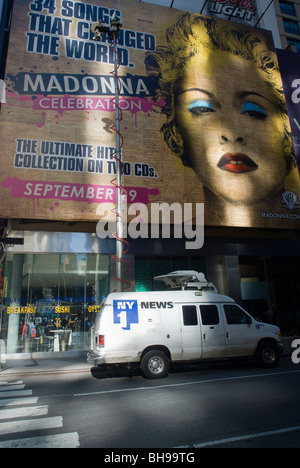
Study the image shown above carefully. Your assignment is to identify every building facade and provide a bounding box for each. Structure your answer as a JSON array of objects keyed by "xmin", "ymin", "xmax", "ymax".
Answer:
[
  {"xmin": 1, "ymin": 0, "xmax": 300, "ymax": 359},
  {"xmin": 274, "ymin": 0, "xmax": 300, "ymax": 51}
]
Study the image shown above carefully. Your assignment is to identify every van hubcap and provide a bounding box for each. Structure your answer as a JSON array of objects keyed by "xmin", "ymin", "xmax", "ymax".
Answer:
[
  {"xmin": 263, "ymin": 346, "xmax": 276, "ymax": 362},
  {"xmin": 149, "ymin": 356, "xmax": 164, "ymax": 374}
]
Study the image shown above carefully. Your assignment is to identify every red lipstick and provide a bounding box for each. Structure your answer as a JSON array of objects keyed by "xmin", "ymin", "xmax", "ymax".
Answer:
[{"xmin": 217, "ymin": 153, "xmax": 258, "ymax": 173}]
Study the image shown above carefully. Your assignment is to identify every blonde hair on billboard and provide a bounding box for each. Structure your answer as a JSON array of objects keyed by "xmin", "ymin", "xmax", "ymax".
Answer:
[{"xmin": 145, "ymin": 13, "xmax": 296, "ymax": 173}]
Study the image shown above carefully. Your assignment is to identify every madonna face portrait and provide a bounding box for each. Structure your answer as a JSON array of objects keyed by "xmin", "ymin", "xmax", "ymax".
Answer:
[{"xmin": 145, "ymin": 14, "xmax": 297, "ymax": 226}]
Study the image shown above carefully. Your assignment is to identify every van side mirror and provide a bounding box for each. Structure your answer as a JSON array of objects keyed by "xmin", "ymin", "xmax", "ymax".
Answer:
[{"xmin": 246, "ymin": 315, "xmax": 252, "ymax": 325}]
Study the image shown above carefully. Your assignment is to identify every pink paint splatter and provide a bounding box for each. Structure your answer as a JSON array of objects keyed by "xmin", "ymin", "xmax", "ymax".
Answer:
[
  {"xmin": 50, "ymin": 202, "xmax": 59, "ymax": 211},
  {"xmin": 36, "ymin": 112, "xmax": 46, "ymax": 128}
]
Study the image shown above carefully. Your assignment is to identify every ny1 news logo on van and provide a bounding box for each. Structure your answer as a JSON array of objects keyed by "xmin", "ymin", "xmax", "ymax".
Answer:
[
  {"xmin": 113, "ymin": 300, "xmax": 139, "ymax": 330},
  {"xmin": 291, "ymin": 339, "xmax": 300, "ymax": 364}
]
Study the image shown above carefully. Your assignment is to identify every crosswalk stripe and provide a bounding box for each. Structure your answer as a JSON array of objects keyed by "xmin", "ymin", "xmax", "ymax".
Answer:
[
  {"xmin": 0, "ymin": 389, "xmax": 33, "ymax": 397},
  {"xmin": 0, "ymin": 416, "xmax": 63, "ymax": 435},
  {"xmin": 0, "ymin": 397, "xmax": 39, "ymax": 407},
  {"xmin": 0, "ymin": 431, "xmax": 80, "ymax": 448},
  {"xmin": 0, "ymin": 381, "xmax": 23, "ymax": 386},
  {"xmin": 0, "ymin": 381, "xmax": 80, "ymax": 447},
  {"xmin": 0, "ymin": 385, "xmax": 25, "ymax": 391},
  {"xmin": 0, "ymin": 406, "xmax": 48, "ymax": 420}
]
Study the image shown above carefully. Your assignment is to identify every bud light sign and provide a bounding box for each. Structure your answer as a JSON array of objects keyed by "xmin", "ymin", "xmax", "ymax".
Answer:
[{"xmin": 113, "ymin": 300, "xmax": 139, "ymax": 330}]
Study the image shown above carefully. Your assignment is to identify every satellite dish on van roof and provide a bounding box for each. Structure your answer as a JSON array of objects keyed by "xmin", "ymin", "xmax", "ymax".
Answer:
[{"xmin": 154, "ymin": 270, "xmax": 218, "ymax": 292}]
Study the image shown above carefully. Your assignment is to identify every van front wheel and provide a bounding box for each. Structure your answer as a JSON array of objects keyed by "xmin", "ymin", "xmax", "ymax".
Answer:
[
  {"xmin": 256, "ymin": 341, "xmax": 279, "ymax": 368},
  {"xmin": 141, "ymin": 350, "xmax": 170, "ymax": 379}
]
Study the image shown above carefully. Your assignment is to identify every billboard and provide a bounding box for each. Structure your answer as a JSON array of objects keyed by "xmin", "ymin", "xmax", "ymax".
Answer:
[
  {"xmin": 277, "ymin": 49, "xmax": 300, "ymax": 175},
  {"xmin": 1, "ymin": 0, "xmax": 300, "ymax": 229},
  {"xmin": 200, "ymin": 0, "xmax": 275, "ymax": 27},
  {"xmin": 188, "ymin": 0, "xmax": 281, "ymax": 47}
]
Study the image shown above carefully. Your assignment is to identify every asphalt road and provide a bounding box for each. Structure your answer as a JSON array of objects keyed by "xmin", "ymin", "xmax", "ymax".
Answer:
[{"xmin": 1, "ymin": 356, "xmax": 300, "ymax": 449}]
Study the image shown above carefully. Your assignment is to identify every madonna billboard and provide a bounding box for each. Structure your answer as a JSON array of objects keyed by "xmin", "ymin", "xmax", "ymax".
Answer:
[{"xmin": 0, "ymin": 0, "xmax": 299, "ymax": 228}]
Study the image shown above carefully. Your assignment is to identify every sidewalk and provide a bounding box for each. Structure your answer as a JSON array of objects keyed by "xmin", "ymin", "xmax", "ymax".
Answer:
[
  {"xmin": 0, "ymin": 352, "xmax": 91, "ymax": 376},
  {"xmin": 0, "ymin": 337, "xmax": 297, "ymax": 377}
]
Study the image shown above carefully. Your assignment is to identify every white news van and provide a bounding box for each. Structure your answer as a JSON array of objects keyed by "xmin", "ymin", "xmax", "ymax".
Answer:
[{"xmin": 87, "ymin": 271, "xmax": 284, "ymax": 378}]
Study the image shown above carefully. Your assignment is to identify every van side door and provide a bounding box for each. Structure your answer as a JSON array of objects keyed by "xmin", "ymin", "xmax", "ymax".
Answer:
[
  {"xmin": 181, "ymin": 305, "xmax": 202, "ymax": 360},
  {"xmin": 199, "ymin": 304, "xmax": 226, "ymax": 358},
  {"xmin": 222, "ymin": 304, "xmax": 256, "ymax": 357}
]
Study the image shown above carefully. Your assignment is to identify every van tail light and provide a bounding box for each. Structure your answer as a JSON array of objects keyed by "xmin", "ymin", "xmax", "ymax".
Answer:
[{"xmin": 97, "ymin": 335, "xmax": 104, "ymax": 347}]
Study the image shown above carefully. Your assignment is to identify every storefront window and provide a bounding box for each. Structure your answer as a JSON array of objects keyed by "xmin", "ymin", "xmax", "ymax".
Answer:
[{"xmin": 0, "ymin": 253, "xmax": 110, "ymax": 354}]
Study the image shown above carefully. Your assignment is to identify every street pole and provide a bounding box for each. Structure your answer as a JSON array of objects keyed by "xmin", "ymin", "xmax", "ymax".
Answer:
[
  {"xmin": 91, "ymin": 18, "xmax": 124, "ymax": 292},
  {"xmin": 113, "ymin": 27, "xmax": 123, "ymax": 292}
]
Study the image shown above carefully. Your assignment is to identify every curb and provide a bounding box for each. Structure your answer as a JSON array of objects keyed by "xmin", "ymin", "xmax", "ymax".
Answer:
[
  {"xmin": 0, "ymin": 337, "xmax": 298, "ymax": 376},
  {"xmin": 0, "ymin": 367, "xmax": 91, "ymax": 376}
]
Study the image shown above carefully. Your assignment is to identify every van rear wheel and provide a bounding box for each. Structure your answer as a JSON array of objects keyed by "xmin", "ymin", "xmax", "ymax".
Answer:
[{"xmin": 141, "ymin": 350, "xmax": 170, "ymax": 379}]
